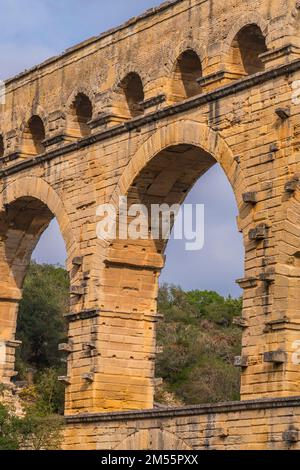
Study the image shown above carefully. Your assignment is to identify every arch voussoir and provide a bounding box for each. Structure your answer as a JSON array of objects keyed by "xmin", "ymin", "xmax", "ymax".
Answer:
[
  {"xmin": 0, "ymin": 176, "xmax": 77, "ymax": 254},
  {"xmin": 110, "ymin": 119, "xmax": 243, "ymax": 207}
]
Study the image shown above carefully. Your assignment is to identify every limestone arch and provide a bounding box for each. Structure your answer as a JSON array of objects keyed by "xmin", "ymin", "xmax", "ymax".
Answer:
[
  {"xmin": 65, "ymin": 86, "xmax": 95, "ymax": 113},
  {"xmin": 164, "ymin": 39, "xmax": 207, "ymax": 76},
  {"xmin": 31, "ymin": 105, "xmax": 48, "ymax": 129},
  {"xmin": 222, "ymin": 13, "xmax": 269, "ymax": 55},
  {"xmin": 19, "ymin": 104, "xmax": 49, "ymax": 138},
  {"xmin": 109, "ymin": 119, "xmax": 244, "ymax": 210},
  {"xmin": 114, "ymin": 71, "xmax": 145, "ymax": 118},
  {"xmin": 19, "ymin": 105, "xmax": 48, "ymax": 156},
  {"xmin": 0, "ymin": 176, "xmax": 77, "ymax": 261},
  {"xmin": 164, "ymin": 40, "xmax": 206, "ymax": 102},
  {"xmin": 114, "ymin": 428, "xmax": 192, "ymax": 450},
  {"xmin": 114, "ymin": 63, "xmax": 150, "ymax": 91},
  {"xmin": 102, "ymin": 119, "xmax": 246, "ymax": 319},
  {"xmin": 23, "ymin": 105, "xmax": 48, "ymax": 127},
  {"xmin": 0, "ymin": 176, "xmax": 78, "ymax": 387},
  {"xmin": 221, "ymin": 14, "xmax": 269, "ymax": 75},
  {"xmin": 65, "ymin": 88, "xmax": 94, "ymax": 138}
]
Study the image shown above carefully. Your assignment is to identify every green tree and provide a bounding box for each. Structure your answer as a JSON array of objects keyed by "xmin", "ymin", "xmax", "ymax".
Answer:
[
  {"xmin": 0, "ymin": 402, "xmax": 63, "ymax": 450},
  {"xmin": 35, "ymin": 368, "xmax": 65, "ymax": 415},
  {"xmin": 0, "ymin": 403, "xmax": 20, "ymax": 450},
  {"xmin": 16, "ymin": 263, "xmax": 69, "ymax": 371},
  {"xmin": 187, "ymin": 290, "xmax": 242, "ymax": 326},
  {"xmin": 14, "ymin": 267, "xmax": 243, "ymax": 412},
  {"xmin": 156, "ymin": 284, "xmax": 242, "ymax": 405},
  {"xmin": 17, "ymin": 409, "xmax": 63, "ymax": 450}
]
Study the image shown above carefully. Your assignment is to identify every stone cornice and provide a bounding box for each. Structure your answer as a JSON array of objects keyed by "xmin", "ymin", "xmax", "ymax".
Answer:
[
  {"xmin": 1, "ymin": 58, "xmax": 300, "ymax": 179},
  {"xmin": 64, "ymin": 308, "xmax": 100, "ymax": 322},
  {"xmin": 65, "ymin": 395, "xmax": 300, "ymax": 424}
]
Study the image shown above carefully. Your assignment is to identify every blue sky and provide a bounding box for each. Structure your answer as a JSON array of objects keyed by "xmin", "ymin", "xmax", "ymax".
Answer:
[{"xmin": 2, "ymin": 0, "xmax": 244, "ymax": 296}]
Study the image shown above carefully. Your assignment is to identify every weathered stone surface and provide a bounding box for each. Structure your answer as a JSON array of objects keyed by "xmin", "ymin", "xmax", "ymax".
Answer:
[
  {"xmin": 0, "ymin": 0, "xmax": 300, "ymax": 450},
  {"xmin": 63, "ymin": 396, "xmax": 300, "ymax": 450}
]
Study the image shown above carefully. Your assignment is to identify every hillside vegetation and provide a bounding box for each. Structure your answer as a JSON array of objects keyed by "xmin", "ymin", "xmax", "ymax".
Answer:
[
  {"xmin": 16, "ymin": 263, "xmax": 242, "ymax": 405},
  {"xmin": 156, "ymin": 285, "xmax": 242, "ymax": 405},
  {"xmin": 1, "ymin": 263, "xmax": 242, "ymax": 448},
  {"xmin": 16, "ymin": 264, "xmax": 242, "ymax": 405}
]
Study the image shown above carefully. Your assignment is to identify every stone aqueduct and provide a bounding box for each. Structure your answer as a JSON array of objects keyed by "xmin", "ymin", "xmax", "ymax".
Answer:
[{"xmin": 1, "ymin": 0, "xmax": 300, "ymax": 449}]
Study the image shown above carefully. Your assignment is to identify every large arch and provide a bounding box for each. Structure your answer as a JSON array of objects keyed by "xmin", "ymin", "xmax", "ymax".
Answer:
[
  {"xmin": 109, "ymin": 120, "xmax": 245, "ymax": 209},
  {"xmin": 105, "ymin": 120, "xmax": 246, "ymax": 315},
  {"xmin": 98, "ymin": 120, "xmax": 247, "ymax": 410},
  {"xmin": 113, "ymin": 428, "xmax": 192, "ymax": 450},
  {"xmin": 0, "ymin": 176, "xmax": 77, "ymax": 256},
  {"xmin": 0, "ymin": 177, "xmax": 78, "ymax": 386}
]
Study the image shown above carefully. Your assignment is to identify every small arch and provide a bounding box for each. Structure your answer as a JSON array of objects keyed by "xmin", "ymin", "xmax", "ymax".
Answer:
[
  {"xmin": 0, "ymin": 134, "xmax": 4, "ymax": 159},
  {"xmin": 118, "ymin": 72, "xmax": 145, "ymax": 118},
  {"xmin": 171, "ymin": 49, "xmax": 202, "ymax": 101},
  {"xmin": 68, "ymin": 92, "xmax": 93, "ymax": 138},
  {"xmin": 22, "ymin": 115, "xmax": 46, "ymax": 156},
  {"xmin": 229, "ymin": 24, "xmax": 267, "ymax": 76}
]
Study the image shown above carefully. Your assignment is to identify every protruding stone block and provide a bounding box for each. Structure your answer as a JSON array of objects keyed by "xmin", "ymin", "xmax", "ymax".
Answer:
[
  {"xmin": 82, "ymin": 373, "xmax": 94, "ymax": 383},
  {"xmin": 83, "ymin": 342, "xmax": 97, "ymax": 351},
  {"xmin": 264, "ymin": 350, "xmax": 287, "ymax": 364},
  {"xmin": 141, "ymin": 94, "xmax": 166, "ymax": 110},
  {"xmin": 58, "ymin": 343, "xmax": 72, "ymax": 353},
  {"xmin": 285, "ymin": 178, "xmax": 298, "ymax": 193},
  {"xmin": 234, "ymin": 356, "xmax": 248, "ymax": 368},
  {"xmin": 72, "ymin": 256, "xmax": 83, "ymax": 267},
  {"xmin": 242, "ymin": 192, "xmax": 257, "ymax": 204},
  {"xmin": 236, "ymin": 277, "xmax": 258, "ymax": 289},
  {"xmin": 283, "ymin": 428, "xmax": 299, "ymax": 444},
  {"xmin": 70, "ymin": 285, "xmax": 85, "ymax": 296},
  {"xmin": 248, "ymin": 224, "xmax": 268, "ymax": 241},
  {"xmin": 6, "ymin": 340, "xmax": 22, "ymax": 349},
  {"xmin": 264, "ymin": 317, "xmax": 290, "ymax": 332},
  {"xmin": 58, "ymin": 376, "xmax": 71, "ymax": 386},
  {"xmin": 232, "ymin": 317, "xmax": 249, "ymax": 328},
  {"xmin": 259, "ymin": 271, "xmax": 275, "ymax": 283},
  {"xmin": 196, "ymin": 69, "xmax": 246, "ymax": 92},
  {"xmin": 269, "ymin": 143, "xmax": 279, "ymax": 153},
  {"xmin": 260, "ymin": 44, "xmax": 300, "ymax": 68},
  {"xmin": 64, "ymin": 309, "xmax": 100, "ymax": 322},
  {"xmin": 275, "ymin": 107, "xmax": 290, "ymax": 120}
]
